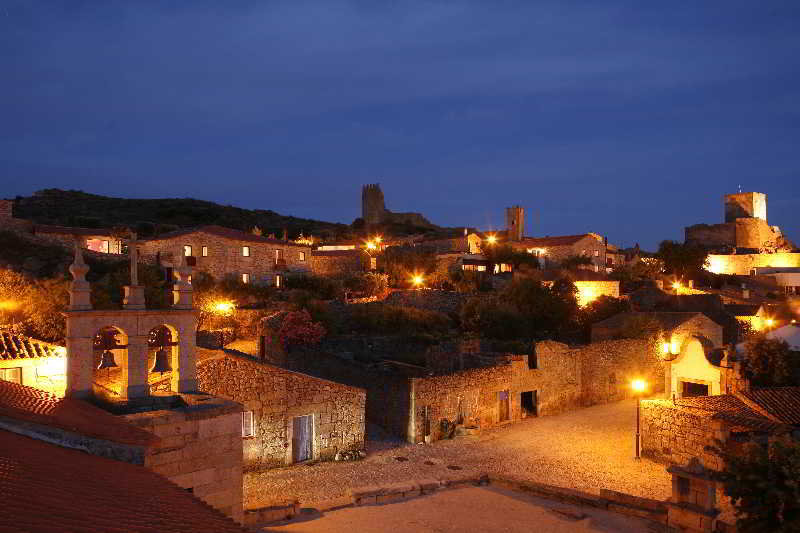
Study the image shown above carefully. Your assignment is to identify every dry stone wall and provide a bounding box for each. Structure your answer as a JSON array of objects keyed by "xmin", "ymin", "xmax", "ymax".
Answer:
[
  {"xmin": 639, "ymin": 399, "xmax": 724, "ymax": 471},
  {"xmin": 707, "ymin": 252, "xmax": 800, "ymax": 275},
  {"xmin": 578, "ymin": 339, "xmax": 663, "ymax": 405},
  {"xmin": 310, "ymin": 251, "xmax": 364, "ymax": 277},
  {"xmin": 196, "ymin": 353, "xmax": 365, "ymax": 470}
]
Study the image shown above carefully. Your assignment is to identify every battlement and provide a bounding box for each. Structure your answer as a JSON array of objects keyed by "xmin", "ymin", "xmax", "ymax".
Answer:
[{"xmin": 725, "ymin": 192, "xmax": 766, "ymax": 223}]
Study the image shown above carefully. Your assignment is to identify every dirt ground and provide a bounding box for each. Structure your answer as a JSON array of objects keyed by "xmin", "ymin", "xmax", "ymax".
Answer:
[
  {"xmin": 263, "ymin": 486, "xmax": 656, "ymax": 533},
  {"xmin": 246, "ymin": 399, "xmax": 673, "ymax": 509}
]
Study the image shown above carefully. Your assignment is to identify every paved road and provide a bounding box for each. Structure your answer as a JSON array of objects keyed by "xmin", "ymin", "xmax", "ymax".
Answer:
[
  {"xmin": 265, "ymin": 486, "xmax": 655, "ymax": 533},
  {"xmin": 245, "ymin": 399, "xmax": 672, "ymax": 510}
]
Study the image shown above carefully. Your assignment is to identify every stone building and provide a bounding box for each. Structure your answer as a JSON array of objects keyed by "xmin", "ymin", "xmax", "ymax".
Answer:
[
  {"xmin": 57, "ymin": 243, "xmax": 245, "ymax": 521},
  {"xmin": 664, "ymin": 337, "xmax": 745, "ymax": 399},
  {"xmin": 196, "ymin": 350, "xmax": 366, "ymax": 470},
  {"xmin": 0, "ymin": 381, "xmax": 248, "ymax": 532},
  {"xmin": 512, "ymin": 233, "xmax": 608, "ymax": 270},
  {"xmin": 685, "ymin": 191, "xmax": 793, "ymax": 251},
  {"xmin": 591, "ymin": 311, "xmax": 724, "ymax": 350},
  {"xmin": 139, "ymin": 225, "xmax": 311, "ymax": 286},
  {"xmin": 0, "ymin": 331, "xmax": 66, "ymax": 396},
  {"xmin": 706, "ymin": 251, "xmax": 800, "ymax": 275},
  {"xmin": 292, "ymin": 338, "xmax": 663, "ymax": 442},
  {"xmin": 310, "ymin": 249, "xmax": 370, "ymax": 277},
  {"xmin": 541, "ymin": 269, "xmax": 620, "ymax": 307}
]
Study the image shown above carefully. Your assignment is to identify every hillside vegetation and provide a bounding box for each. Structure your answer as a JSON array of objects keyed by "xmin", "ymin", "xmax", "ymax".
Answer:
[{"xmin": 12, "ymin": 189, "xmax": 351, "ymax": 240}]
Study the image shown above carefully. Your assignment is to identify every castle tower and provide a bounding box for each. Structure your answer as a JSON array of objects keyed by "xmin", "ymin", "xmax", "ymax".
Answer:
[
  {"xmin": 725, "ymin": 192, "xmax": 767, "ymax": 223},
  {"xmin": 506, "ymin": 205, "xmax": 525, "ymax": 242},
  {"xmin": 361, "ymin": 184, "xmax": 386, "ymax": 226}
]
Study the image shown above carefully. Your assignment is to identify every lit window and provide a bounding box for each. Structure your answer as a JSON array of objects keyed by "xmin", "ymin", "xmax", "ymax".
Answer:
[
  {"xmin": 242, "ymin": 273, "xmax": 250, "ymax": 284},
  {"xmin": 0, "ymin": 368, "xmax": 22, "ymax": 385},
  {"xmin": 275, "ymin": 274, "xmax": 281, "ymax": 288},
  {"xmin": 201, "ymin": 246, "xmax": 208, "ymax": 257},
  {"xmin": 477, "ymin": 265, "xmax": 486, "ymax": 272},
  {"xmin": 242, "ymin": 411, "xmax": 254, "ymax": 438},
  {"xmin": 183, "ymin": 245, "xmax": 192, "ymax": 257},
  {"xmin": 242, "ymin": 246, "xmax": 250, "ymax": 257},
  {"xmin": 594, "ymin": 250, "xmax": 599, "ymax": 257},
  {"xmin": 299, "ymin": 251, "xmax": 306, "ymax": 261},
  {"xmin": 370, "ymin": 257, "xmax": 377, "ymax": 270}
]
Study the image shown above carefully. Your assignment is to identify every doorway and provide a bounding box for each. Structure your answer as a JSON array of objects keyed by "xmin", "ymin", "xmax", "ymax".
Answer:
[
  {"xmin": 521, "ymin": 390, "xmax": 537, "ymax": 417},
  {"xmin": 292, "ymin": 415, "xmax": 313, "ymax": 463},
  {"xmin": 497, "ymin": 391, "xmax": 510, "ymax": 422}
]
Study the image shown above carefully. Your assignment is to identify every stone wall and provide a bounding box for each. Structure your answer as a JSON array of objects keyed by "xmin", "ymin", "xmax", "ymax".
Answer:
[
  {"xmin": 706, "ymin": 252, "xmax": 800, "ymax": 275},
  {"xmin": 310, "ymin": 250, "xmax": 364, "ymax": 277},
  {"xmin": 515, "ymin": 346, "xmax": 582, "ymax": 416},
  {"xmin": 575, "ymin": 280, "xmax": 619, "ymax": 306},
  {"xmin": 125, "ymin": 402, "xmax": 245, "ymax": 523},
  {"xmin": 0, "ymin": 199, "xmax": 12, "ymax": 218},
  {"xmin": 734, "ymin": 217, "xmax": 787, "ymax": 249},
  {"xmin": 577, "ymin": 339, "xmax": 664, "ymax": 405},
  {"xmin": 514, "ymin": 234, "xmax": 607, "ymax": 269},
  {"xmin": 383, "ymin": 289, "xmax": 466, "ymax": 315},
  {"xmin": 639, "ymin": 399, "xmax": 725, "ymax": 471},
  {"xmin": 139, "ymin": 231, "xmax": 311, "ymax": 284},
  {"xmin": 196, "ymin": 352, "xmax": 365, "ymax": 470},
  {"xmin": 725, "ymin": 192, "xmax": 766, "ymax": 222},
  {"xmin": 685, "ymin": 223, "xmax": 736, "ymax": 248}
]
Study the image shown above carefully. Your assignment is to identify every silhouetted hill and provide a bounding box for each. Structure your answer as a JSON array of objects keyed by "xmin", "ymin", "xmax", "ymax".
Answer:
[{"xmin": 12, "ymin": 189, "xmax": 351, "ymax": 240}]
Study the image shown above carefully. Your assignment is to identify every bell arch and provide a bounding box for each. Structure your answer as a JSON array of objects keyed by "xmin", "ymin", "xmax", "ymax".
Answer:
[{"xmin": 92, "ymin": 325, "xmax": 129, "ymax": 397}]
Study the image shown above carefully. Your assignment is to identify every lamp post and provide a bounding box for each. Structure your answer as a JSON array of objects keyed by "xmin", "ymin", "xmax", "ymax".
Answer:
[{"xmin": 631, "ymin": 379, "xmax": 647, "ymax": 459}]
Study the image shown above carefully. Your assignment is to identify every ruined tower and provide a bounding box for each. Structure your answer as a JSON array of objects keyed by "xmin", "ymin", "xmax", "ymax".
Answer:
[
  {"xmin": 362, "ymin": 184, "xmax": 386, "ymax": 226},
  {"xmin": 506, "ymin": 205, "xmax": 525, "ymax": 242}
]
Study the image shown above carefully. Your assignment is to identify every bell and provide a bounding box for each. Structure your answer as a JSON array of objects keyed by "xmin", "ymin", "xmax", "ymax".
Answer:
[
  {"xmin": 150, "ymin": 348, "xmax": 172, "ymax": 374},
  {"xmin": 97, "ymin": 350, "xmax": 118, "ymax": 370}
]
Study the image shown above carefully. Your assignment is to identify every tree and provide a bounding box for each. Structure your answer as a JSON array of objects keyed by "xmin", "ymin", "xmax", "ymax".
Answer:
[
  {"xmin": 482, "ymin": 244, "xmax": 539, "ymax": 273},
  {"xmin": 712, "ymin": 438, "xmax": 800, "ymax": 532},
  {"xmin": 560, "ymin": 255, "xmax": 593, "ymax": 270},
  {"xmin": 742, "ymin": 337, "xmax": 799, "ymax": 387},
  {"xmin": 380, "ymin": 245, "xmax": 437, "ymax": 287},
  {"xmin": 278, "ymin": 309, "xmax": 326, "ymax": 350},
  {"xmin": 579, "ymin": 295, "xmax": 630, "ymax": 341},
  {"xmin": 657, "ymin": 240, "xmax": 708, "ymax": 281}
]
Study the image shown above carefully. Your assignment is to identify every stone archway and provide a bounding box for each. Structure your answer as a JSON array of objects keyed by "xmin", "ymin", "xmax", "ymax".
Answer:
[{"xmin": 91, "ymin": 326, "xmax": 129, "ymax": 398}]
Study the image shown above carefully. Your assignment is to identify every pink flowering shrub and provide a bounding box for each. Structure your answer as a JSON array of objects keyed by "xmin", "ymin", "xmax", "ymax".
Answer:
[{"xmin": 278, "ymin": 309, "xmax": 326, "ymax": 350}]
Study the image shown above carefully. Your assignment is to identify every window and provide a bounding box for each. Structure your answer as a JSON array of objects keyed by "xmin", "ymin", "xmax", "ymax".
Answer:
[
  {"xmin": 528, "ymin": 352, "xmax": 538, "ymax": 370},
  {"xmin": 299, "ymin": 251, "xmax": 306, "ymax": 261},
  {"xmin": 242, "ymin": 246, "xmax": 250, "ymax": 257},
  {"xmin": 275, "ymin": 274, "xmax": 282, "ymax": 288},
  {"xmin": 0, "ymin": 368, "xmax": 22, "ymax": 384},
  {"xmin": 183, "ymin": 245, "xmax": 192, "ymax": 257},
  {"xmin": 274, "ymin": 249, "xmax": 284, "ymax": 264},
  {"xmin": 594, "ymin": 250, "xmax": 600, "ymax": 257},
  {"xmin": 86, "ymin": 239, "xmax": 109, "ymax": 253},
  {"xmin": 241, "ymin": 273, "xmax": 250, "ymax": 284},
  {"xmin": 677, "ymin": 476, "xmax": 690, "ymax": 496},
  {"xmin": 370, "ymin": 257, "xmax": 377, "ymax": 270},
  {"xmin": 201, "ymin": 246, "xmax": 208, "ymax": 257},
  {"xmin": 242, "ymin": 411, "xmax": 254, "ymax": 438}
]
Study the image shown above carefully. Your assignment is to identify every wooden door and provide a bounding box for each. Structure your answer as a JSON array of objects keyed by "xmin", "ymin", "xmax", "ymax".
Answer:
[
  {"xmin": 292, "ymin": 415, "xmax": 313, "ymax": 462},
  {"xmin": 497, "ymin": 391, "xmax": 510, "ymax": 422}
]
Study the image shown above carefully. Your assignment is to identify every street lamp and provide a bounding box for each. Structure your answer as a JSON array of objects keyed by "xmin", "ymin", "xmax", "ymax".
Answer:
[
  {"xmin": 631, "ymin": 379, "xmax": 647, "ymax": 459},
  {"xmin": 486, "ymin": 234, "xmax": 497, "ymax": 245},
  {"xmin": 411, "ymin": 274, "xmax": 424, "ymax": 289}
]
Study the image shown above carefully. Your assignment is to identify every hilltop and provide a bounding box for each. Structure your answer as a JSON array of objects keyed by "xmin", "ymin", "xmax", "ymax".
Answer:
[{"xmin": 11, "ymin": 189, "xmax": 351, "ymax": 240}]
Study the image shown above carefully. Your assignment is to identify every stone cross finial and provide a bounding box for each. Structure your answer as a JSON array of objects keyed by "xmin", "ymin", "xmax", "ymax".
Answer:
[
  {"xmin": 122, "ymin": 231, "xmax": 146, "ymax": 310},
  {"xmin": 68, "ymin": 240, "xmax": 92, "ymax": 310},
  {"xmin": 128, "ymin": 232, "xmax": 139, "ymax": 286}
]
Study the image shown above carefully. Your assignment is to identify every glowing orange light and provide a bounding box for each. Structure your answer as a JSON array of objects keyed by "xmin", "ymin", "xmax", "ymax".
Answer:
[
  {"xmin": 672, "ymin": 282, "xmax": 681, "ymax": 290},
  {"xmin": 765, "ymin": 318, "xmax": 774, "ymax": 327},
  {"xmin": 366, "ymin": 241, "xmax": 377, "ymax": 250},
  {"xmin": 212, "ymin": 301, "xmax": 235, "ymax": 315},
  {"xmin": 0, "ymin": 301, "xmax": 19, "ymax": 311},
  {"xmin": 412, "ymin": 275, "xmax": 424, "ymax": 287},
  {"xmin": 661, "ymin": 342, "xmax": 670, "ymax": 354},
  {"xmin": 374, "ymin": 236, "xmax": 382, "ymax": 243},
  {"xmin": 486, "ymin": 235, "xmax": 497, "ymax": 245},
  {"xmin": 631, "ymin": 379, "xmax": 647, "ymax": 393}
]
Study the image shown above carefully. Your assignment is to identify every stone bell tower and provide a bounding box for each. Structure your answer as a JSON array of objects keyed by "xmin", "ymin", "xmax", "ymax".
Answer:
[
  {"xmin": 64, "ymin": 240, "xmax": 198, "ymax": 399},
  {"xmin": 506, "ymin": 205, "xmax": 525, "ymax": 242}
]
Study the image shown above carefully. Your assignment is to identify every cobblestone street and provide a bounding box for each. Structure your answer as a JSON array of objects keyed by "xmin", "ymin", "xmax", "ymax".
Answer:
[{"xmin": 245, "ymin": 399, "xmax": 672, "ymax": 510}]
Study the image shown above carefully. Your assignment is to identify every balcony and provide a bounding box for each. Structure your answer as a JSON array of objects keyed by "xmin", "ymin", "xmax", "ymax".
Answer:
[{"xmin": 274, "ymin": 258, "xmax": 288, "ymax": 271}]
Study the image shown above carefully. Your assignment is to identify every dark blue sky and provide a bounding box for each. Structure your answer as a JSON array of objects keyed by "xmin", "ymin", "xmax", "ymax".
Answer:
[{"xmin": 2, "ymin": 1, "xmax": 798, "ymax": 249}]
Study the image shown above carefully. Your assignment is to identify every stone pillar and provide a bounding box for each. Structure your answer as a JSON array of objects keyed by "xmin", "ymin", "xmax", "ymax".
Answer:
[
  {"xmin": 68, "ymin": 244, "xmax": 92, "ymax": 311},
  {"xmin": 407, "ymin": 379, "xmax": 416, "ymax": 444},
  {"xmin": 173, "ymin": 252, "xmax": 193, "ymax": 310},
  {"xmin": 64, "ymin": 334, "xmax": 94, "ymax": 398},
  {"xmin": 123, "ymin": 238, "xmax": 146, "ymax": 310},
  {"xmin": 122, "ymin": 335, "xmax": 150, "ymax": 399},
  {"xmin": 171, "ymin": 331, "xmax": 197, "ymax": 393}
]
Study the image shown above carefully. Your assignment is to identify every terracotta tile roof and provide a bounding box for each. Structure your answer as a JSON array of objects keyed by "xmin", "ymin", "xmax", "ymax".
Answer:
[
  {"xmin": 674, "ymin": 395, "xmax": 787, "ymax": 433},
  {"xmin": 593, "ymin": 311, "xmax": 703, "ymax": 331},
  {"xmin": 311, "ymin": 249, "xmax": 362, "ymax": 257},
  {"xmin": 0, "ymin": 429, "xmax": 248, "ymax": 533},
  {"xmin": 0, "ymin": 332, "xmax": 63, "ymax": 360},
  {"xmin": 738, "ymin": 387, "xmax": 800, "ymax": 425},
  {"xmin": 0, "ymin": 380, "xmax": 159, "ymax": 447},
  {"xmin": 519, "ymin": 234, "xmax": 598, "ymax": 247},
  {"xmin": 146, "ymin": 225, "xmax": 311, "ymax": 248}
]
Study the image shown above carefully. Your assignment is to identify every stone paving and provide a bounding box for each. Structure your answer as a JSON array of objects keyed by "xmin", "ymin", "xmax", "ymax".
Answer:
[{"xmin": 245, "ymin": 399, "xmax": 672, "ymax": 510}]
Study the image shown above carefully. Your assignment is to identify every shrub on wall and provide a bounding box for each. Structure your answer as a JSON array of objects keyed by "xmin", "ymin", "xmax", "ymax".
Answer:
[
  {"xmin": 346, "ymin": 304, "xmax": 452, "ymax": 337},
  {"xmin": 278, "ymin": 309, "xmax": 326, "ymax": 350},
  {"xmin": 741, "ymin": 336, "xmax": 799, "ymax": 387},
  {"xmin": 0, "ymin": 267, "xmax": 69, "ymax": 342}
]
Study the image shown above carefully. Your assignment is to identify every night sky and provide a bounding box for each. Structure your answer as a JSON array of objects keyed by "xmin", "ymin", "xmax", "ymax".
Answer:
[{"xmin": 2, "ymin": 1, "xmax": 798, "ymax": 250}]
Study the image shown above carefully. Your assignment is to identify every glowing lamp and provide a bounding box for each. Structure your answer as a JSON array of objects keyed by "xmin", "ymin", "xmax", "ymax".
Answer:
[
  {"xmin": 0, "ymin": 301, "xmax": 19, "ymax": 311},
  {"xmin": 672, "ymin": 282, "xmax": 681, "ymax": 290},
  {"xmin": 486, "ymin": 235, "xmax": 497, "ymax": 245},
  {"xmin": 412, "ymin": 275, "xmax": 424, "ymax": 287},
  {"xmin": 661, "ymin": 342, "xmax": 670, "ymax": 355},
  {"xmin": 765, "ymin": 318, "xmax": 774, "ymax": 327},
  {"xmin": 631, "ymin": 379, "xmax": 647, "ymax": 393},
  {"xmin": 213, "ymin": 301, "xmax": 235, "ymax": 315},
  {"xmin": 374, "ymin": 236, "xmax": 382, "ymax": 243},
  {"xmin": 366, "ymin": 241, "xmax": 377, "ymax": 250}
]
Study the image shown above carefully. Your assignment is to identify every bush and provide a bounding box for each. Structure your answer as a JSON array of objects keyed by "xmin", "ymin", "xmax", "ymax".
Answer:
[
  {"xmin": 346, "ymin": 304, "xmax": 452, "ymax": 337},
  {"xmin": 284, "ymin": 274, "xmax": 343, "ymax": 300},
  {"xmin": 742, "ymin": 337, "xmax": 799, "ymax": 387},
  {"xmin": 343, "ymin": 272, "xmax": 389, "ymax": 298},
  {"xmin": 278, "ymin": 309, "xmax": 326, "ymax": 350},
  {"xmin": 380, "ymin": 245, "xmax": 438, "ymax": 288},
  {"xmin": 0, "ymin": 267, "xmax": 69, "ymax": 342}
]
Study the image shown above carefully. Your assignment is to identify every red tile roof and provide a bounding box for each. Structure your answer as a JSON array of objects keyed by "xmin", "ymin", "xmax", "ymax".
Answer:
[
  {"xmin": 519, "ymin": 234, "xmax": 599, "ymax": 247},
  {"xmin": 0, "ymin": 429, "xmax": 248, "ymax": 533},
  {"xmin": 738, "ymin": 387, "xmax": 800, "ymax": 425},
  {"xmin": 145, "ymin": 225, "xmax": 310, "ymax": 248},
  {"xmin": 0, "ymin": 331, "xmax": 63, "ymax": 360},
  {"xmin": 0, "ymin": 380, "xmax": 158, "ymax": 447}
]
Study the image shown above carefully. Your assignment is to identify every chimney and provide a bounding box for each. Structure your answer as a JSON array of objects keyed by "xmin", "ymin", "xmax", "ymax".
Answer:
[{"xmin": 282, "ymin": 228, "xmax": 288, "ymax": 241}]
